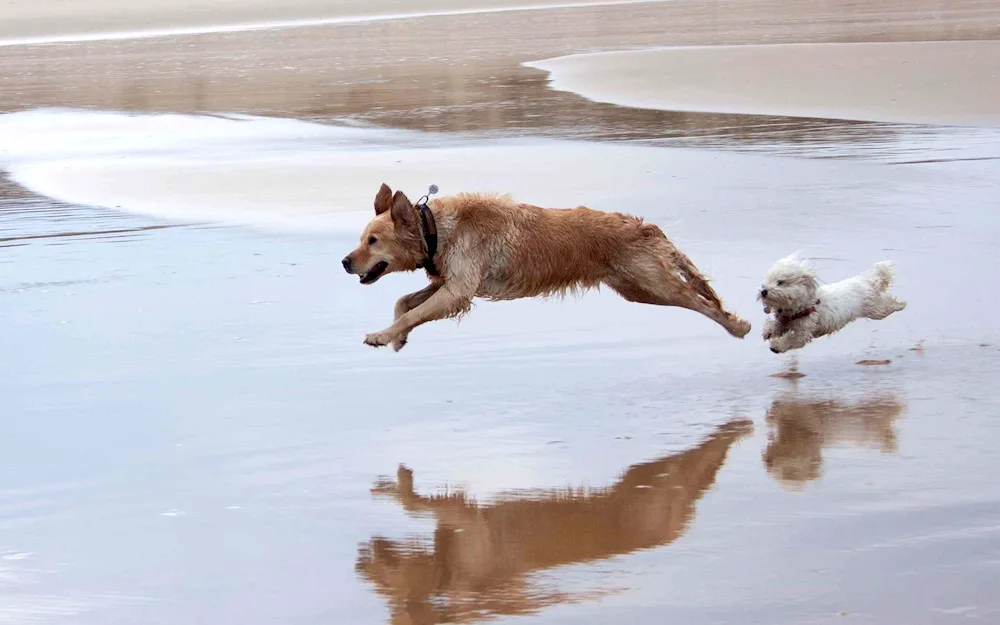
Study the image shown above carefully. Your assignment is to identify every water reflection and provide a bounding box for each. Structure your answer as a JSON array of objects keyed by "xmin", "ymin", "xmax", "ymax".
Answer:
[
  {"xmin": 357, "ymin": 419, "xmax": 752, "ymax": 624},
  {"xmin": 762, "ymin": 391, "xmax": 905, "ymax": 490}
]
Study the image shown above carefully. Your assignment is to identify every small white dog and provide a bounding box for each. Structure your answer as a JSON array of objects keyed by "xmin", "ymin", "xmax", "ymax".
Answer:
[{"xmin": 758, "ymin": 253, "xmax": 906, "ymax": 353}]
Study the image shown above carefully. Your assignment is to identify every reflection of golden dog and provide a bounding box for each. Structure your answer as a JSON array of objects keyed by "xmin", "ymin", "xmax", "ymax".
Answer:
[
  {"xmin": 763, "ymin": 393, "xmax": 904, "ymax": 490},
  {"xmin": 356, "ymin": 420, "xmax": 753, "ymax": 625},
  {"xmin": 342, "ymin": 184, "xmax": 751, "ymax": 350}
]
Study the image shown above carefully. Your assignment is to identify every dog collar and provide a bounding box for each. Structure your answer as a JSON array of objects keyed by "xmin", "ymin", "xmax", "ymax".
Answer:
[
  {"xmin": 414, "ymin": 185, "xmax": 440, "ymax": 276},
  {"xmin": 779, "ymin": 302, "xmax": 818, "ymax": 323},
  {"xmin": 415, "ymin": 201, "xmax": 439, "ymax": 276}
]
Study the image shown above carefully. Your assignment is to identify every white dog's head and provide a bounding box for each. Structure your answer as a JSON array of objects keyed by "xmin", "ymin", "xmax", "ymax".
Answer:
[{"xmin": 758, "ymin": 252, "xmax": 818, "ymax": 315}]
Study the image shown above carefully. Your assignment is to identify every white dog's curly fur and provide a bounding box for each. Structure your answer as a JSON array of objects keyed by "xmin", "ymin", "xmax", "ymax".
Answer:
[{"xmin": 758, "ymin": 253, "xmax": 906, "ymax": 353}]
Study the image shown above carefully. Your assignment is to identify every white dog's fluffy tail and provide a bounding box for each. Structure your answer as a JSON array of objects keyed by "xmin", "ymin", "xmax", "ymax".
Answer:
[
  {"xmin": 864, "ymin": 261, "xmax": 907, "ymax": 318},
  {"xmin": 866, "ymin": 261, "xmax": 895, "ymax": 292}
]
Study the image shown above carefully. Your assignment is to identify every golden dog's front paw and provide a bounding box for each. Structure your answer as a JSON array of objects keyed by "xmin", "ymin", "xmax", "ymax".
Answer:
[{"xmin": 364, "ymin": 331, "xmax": 393, "ymax": 348}]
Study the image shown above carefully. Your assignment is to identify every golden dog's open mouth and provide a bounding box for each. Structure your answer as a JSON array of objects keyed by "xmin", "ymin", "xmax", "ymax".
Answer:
[{"xmin": 359, "ymin": 261, "xmax": 389, "ymax": 285}]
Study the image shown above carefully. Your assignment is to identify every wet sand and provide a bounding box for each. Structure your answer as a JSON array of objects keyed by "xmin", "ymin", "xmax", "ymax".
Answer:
[
  {"xmin": 3, "ymin": 0, "xmax": 1000, "ymax": 624},
  {"xmin": 0, "ymin": 0, "xmax": 661, "ymax": 44}
]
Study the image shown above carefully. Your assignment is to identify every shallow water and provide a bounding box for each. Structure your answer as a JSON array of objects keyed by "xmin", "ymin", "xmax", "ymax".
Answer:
[{"xmin": 3, "ymin": 105, "xmax": 1000, "ymax": 623}]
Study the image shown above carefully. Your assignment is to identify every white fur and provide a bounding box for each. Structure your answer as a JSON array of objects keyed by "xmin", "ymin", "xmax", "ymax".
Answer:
[{"xmin": 757, "ymin": 252, "xmax": 906, "ymax": 353}]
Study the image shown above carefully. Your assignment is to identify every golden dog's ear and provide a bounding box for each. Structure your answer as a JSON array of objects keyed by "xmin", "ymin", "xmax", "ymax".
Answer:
[
  {"xmin": 374, "ymin": 183, "xmax": 393, "ymax": 215},
  {"xmin": 390, "ymin": 190, "xmax": 417, "ymax": 233}
]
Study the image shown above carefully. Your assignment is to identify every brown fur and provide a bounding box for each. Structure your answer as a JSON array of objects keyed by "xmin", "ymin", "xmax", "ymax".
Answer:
[
  {"xmin": 357, "ymin": 419, "xmax": 752, "ymax": 624},
  {"xmin": 343, "ymin": 184, "xmax": 751, "ymax": 350}
]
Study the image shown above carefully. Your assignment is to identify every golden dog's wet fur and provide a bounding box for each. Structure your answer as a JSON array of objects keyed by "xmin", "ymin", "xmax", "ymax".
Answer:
[{"xmin": 342, "ymin": 184, "xmax": 751, "ymax": 350}]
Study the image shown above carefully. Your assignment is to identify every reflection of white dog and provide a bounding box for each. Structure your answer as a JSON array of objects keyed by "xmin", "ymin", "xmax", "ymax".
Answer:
[{"xmin": 758, "ymin": 253, "xmax": 906, "ymax": 353}]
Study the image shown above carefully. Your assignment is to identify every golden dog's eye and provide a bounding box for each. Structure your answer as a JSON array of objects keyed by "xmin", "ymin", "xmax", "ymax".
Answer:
[
  {"xmin": 776, "ymin": 280, "xmax": 785, "ymax": 286},
  {"xmin": 368, "ymin": 236, "xmax": 377, "ymax": 245}
]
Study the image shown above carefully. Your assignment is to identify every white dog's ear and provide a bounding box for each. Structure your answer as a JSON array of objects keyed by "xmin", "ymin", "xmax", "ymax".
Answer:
[
  {"xmin": 374, "ymin": 183, "xmax": 393, "ymax": 216},
  {"xmin": 390, "ymin": 190, "xmax": 417, "ymax": 233}
]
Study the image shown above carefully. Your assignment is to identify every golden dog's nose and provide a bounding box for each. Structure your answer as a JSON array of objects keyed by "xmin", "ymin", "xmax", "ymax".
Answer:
[{"xmin": 341, "ymin": 256, "xmax": 352, "ymax": 272}]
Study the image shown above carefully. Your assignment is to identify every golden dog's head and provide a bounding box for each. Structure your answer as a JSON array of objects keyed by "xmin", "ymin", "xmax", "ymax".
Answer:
[{"xmin": 341, "ymin": 184, "xmax": 424, "ymax": 284}]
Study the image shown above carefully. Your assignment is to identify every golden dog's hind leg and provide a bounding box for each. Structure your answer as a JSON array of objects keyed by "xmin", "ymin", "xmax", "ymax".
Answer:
[
  {"xmin": 608, "ymin": 244, "xmax": 751, "ymax": 338},
  {"xmin": 365, "ymin": 282, "xmax": 474, "ymax": 350},
  {"xmin": 390, "ymin": 282, "xmax": 442, "ymax": 351}
]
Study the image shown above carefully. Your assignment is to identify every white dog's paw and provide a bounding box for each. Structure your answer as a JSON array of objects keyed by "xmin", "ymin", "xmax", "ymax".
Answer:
[{"xmin": 364, "ymin": 331, "xmax": 393, "ymax": 348}]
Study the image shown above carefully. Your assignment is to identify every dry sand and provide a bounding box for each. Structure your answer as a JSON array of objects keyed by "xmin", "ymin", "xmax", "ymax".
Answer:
[
  {"xmin": 2, "ymin": 1, "xmax": 1000, "ymax": 624},
  {"xmin": 528, "ymin": 41, "xmax": 1000, "ymax": 126}
]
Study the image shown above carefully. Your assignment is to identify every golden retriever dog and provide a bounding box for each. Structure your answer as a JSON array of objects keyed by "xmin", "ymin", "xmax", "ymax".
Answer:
[
  {"xmin": 357, "ymin": 419, "xmax": 752, "ymax": 624},
  {"xmin": 342, "ymin": 184, "xmax": 751, "ymax": 350}
]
